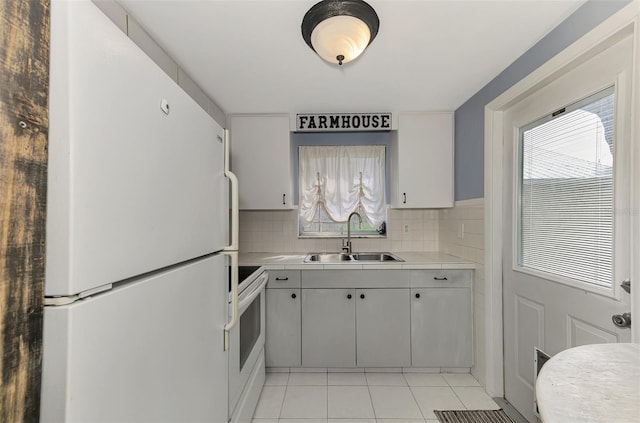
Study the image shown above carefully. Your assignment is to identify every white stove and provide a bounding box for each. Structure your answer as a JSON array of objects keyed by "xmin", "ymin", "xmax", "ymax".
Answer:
[{"xmin": 228, "ymin": 265, "xmax": 268, "ymax": 423}]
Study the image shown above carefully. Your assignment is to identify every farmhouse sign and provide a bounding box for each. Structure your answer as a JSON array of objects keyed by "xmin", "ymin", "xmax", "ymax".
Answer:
[{"xmin": 296, "ymin": 113, "xmax": 391, "ymax": 132}]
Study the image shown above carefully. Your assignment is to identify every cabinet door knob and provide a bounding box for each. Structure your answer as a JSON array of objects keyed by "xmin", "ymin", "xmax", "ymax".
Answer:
[
  {"xmin": 291, "ymin": 293, "xmax": 297, "ymax": 299},
  {"xmin": 282, "ymin": 194, "xmax": 286, "ymax": 205},
  {"xmin": 347, "ymin": 294, "xmax": 352, "ymax": 299},
  {"xmin": 415, "ymin": 293, "xmax": 421, "ymax": 299},
  {"xmin": 403, "ymin": 193, "xmax": 407, "ymax": 204},
  {"xmin": 360, "ymin": 294, "xmax": 365, "ymax": 299}
]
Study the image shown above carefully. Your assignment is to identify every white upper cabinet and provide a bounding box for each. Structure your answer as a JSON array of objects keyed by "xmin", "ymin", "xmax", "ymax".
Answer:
[
  {"xmin": 230, "ymin": 115, "xmax": 293, "ymax": 209},
  {"xmin": 392, "ymin": 113, "xmax": 454, "ymax": 208}
]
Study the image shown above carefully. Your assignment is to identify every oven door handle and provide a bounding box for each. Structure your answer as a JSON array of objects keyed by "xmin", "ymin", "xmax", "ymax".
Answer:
[
  {"xmin": 222, "ymin": 251, "xmax": 238, "ymax": 351},
  {"xmin": 238, "ymin": 272, "xmax": 268, "ymax": 313}
]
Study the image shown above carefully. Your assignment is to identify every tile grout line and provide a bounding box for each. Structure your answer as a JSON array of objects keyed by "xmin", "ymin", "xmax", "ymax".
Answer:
[
  {"xmin": 277, "ymin": 374, "xmax": 291, "ymax": 420},
  {"xmin": 365, "ymin": 378, "xmax": 378, "ymax": 422},
  {"xmin": 281, "ymin": 371, "xmax": 292, "ymax": 420},
  {"xmin": 448, "ymin": 383, "xmax": 470, "ymax": 411},
  {"xmin": 404, "ymin": 373, "xmax": 428, "ymax": 422},
  {"xmin": 445, "ymin": 374, "xmax": 469, "ymax": 413}
]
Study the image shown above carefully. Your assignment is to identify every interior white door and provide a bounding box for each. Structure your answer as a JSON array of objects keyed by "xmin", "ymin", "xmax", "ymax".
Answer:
[
  {"xmin": 40, "ymin": 254, "xmax": 229, "ymax": 423},
  {"xmin": 502, "ymin": 35, "xmax": 633, "ymax": 422}
]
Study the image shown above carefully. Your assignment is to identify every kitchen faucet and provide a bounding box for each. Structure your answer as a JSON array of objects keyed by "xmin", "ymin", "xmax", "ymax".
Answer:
[{"xmin": 342, "ymin": 211, "xmax": 363, "ymax": 254}]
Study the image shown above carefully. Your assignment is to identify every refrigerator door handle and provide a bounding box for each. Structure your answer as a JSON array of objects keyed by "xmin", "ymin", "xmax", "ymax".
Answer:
[
  {"xmin": 222, "ymin": 250, "xmax": 238, "ymax": 351},
  {"xmin": 223, "ymin": 128, "xmax": 239, "ymax": 252},
  {"xmin": 221, "ymin": 128, "xmax": 239, "ymax": 351}
]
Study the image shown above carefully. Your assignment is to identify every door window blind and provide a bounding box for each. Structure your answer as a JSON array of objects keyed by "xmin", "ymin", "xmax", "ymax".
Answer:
[{"xmin": 518, "ymin": 87, "xmax": 615, "ymax": 288}]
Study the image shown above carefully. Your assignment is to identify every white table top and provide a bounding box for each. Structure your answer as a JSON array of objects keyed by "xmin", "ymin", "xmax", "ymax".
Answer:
[{"xmin": 535, "ymin": 343, "xmax": 640, "ymax": 423}]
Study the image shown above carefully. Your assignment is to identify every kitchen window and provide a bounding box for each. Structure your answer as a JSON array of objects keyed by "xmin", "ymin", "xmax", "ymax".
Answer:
[
  {"xmin": 517, "ymin": 87, "xmax": 616, "ymax": 289},
  {"xmin": 298, "ymin": 145, "xmax": 387, "ymax": 237}
]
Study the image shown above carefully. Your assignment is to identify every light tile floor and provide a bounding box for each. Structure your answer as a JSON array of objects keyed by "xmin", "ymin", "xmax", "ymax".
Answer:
[{"xmin": 252, "ymin": 372, "xmax": 500, "ymax": 423}]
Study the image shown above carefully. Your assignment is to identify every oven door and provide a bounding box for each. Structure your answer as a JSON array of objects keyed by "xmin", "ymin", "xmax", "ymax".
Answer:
[{"xmin": 228, "ymin": 271, "xmax": 267, "ymax": 416}]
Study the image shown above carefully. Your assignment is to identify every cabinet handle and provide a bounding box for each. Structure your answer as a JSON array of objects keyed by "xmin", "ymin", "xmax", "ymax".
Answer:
[
  {"xmin": 415, "ymin": 293, "xmax": 421, "ymax": 299},
  {"xmin": 275, "ymin": 277, "xmax": 289, "ymax": 281},
  {"xmin": 347, "ymin": 294, "xmax": 352, "ymax": 299},
  {"xmin": 403, "ymin": 193, "xmax": 407, "ymax": 204},
  {"xmin": 433, "ymin": 276, "xmax": 448, "ymax": 281},
  {"xmin": 291, "ymin": 293, "xmax": 297, "ymax": 299},
  {"xmin": 360, "ymin": 294, "xmax": 365, "ymax": 299},
  {"xmin": 282, "ymin": 194, "xmax": 286, "ymax": 205}
]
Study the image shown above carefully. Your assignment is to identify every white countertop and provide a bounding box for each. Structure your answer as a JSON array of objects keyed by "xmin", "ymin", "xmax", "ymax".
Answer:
[
  {"xmin": 238, "ymin": 251, "xmax": 475, "ymax": 270},
  {"xmin": 535, "ymin": 343, "xmax": 640, "ymax": 423}
]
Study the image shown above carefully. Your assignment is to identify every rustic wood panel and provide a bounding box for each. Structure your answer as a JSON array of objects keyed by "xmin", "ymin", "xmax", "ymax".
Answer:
[{"xmin": 0, "ymin": 0, "xmax": 50, "ymax": 421}]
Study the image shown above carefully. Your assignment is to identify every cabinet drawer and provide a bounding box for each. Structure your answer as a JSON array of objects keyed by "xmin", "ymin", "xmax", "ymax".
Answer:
[
  {"xmin": 409, "ymin": 269, "xmax": 471, "ymax": 288},
  {"xmin": 302, "ymin": 269, "xmax": 409, "ymax": 288},
  {"xmin": 267, "ymin": 270, "xmax": 301, "ymax": 289}
]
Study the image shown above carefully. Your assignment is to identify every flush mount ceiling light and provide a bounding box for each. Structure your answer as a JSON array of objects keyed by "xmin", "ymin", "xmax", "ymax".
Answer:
[{"xmin": 301, "ymin": 0, "xmax": 379, "ymax": 66}]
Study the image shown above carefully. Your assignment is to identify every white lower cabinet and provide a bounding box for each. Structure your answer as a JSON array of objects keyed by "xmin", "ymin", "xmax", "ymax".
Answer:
[
  {"xmin": 411, "ymin": 287, "xmax": 472, "ymax": 367},
  {"xmin": 266, "ymin": 269, "xmax": 472, "ymax": 369},
  {"xmin": 265, "ymin": 288, "xmax": 301, "ymax": 367},
  {"xmin": 302, "ymin": 289, "xmax": 356, "ymax": 367},
  {"xmin": 356, "ymin": 289, "xmax": 411, "ymax": 367},
  {"xmin": 301, "ymin": 288, "xmax": 411, "ymax": 368}
]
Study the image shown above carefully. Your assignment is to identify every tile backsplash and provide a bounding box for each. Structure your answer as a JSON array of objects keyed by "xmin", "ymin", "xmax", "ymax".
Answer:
[{"xmin": 239, "ymin": 209, "xmax": 439, "ymax": 253}]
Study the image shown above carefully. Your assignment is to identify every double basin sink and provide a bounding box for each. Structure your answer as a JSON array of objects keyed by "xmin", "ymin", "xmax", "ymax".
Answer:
[{"xmin": 304, "ymin": 252, "xmax": 404, "ymax": 263}]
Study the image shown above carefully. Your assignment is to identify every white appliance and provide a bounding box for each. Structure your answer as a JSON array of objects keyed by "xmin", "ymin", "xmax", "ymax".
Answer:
[
  {"xmin": 228, "ymin": 266, "xmax": 268, "ymax": 423},
  {"xmin": 41, "ymin": 1, "xmax": 246, "ymax": 421}
]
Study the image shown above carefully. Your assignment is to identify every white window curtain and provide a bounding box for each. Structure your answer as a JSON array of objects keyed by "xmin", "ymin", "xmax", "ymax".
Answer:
[{"xmin": 299, "ymin": 145, "xmax": 385, "ymax": 228}]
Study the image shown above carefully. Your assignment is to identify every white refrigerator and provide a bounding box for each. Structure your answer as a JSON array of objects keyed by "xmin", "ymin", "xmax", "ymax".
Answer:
[{"xmin": 41, "ymin": 1, "xmax": 238, "ymax": 421}]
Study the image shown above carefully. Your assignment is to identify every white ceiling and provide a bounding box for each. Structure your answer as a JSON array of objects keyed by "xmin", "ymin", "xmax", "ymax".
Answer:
[{"xmin": 119, "ymin": 0, "xmax": 585, "ymax": 115}]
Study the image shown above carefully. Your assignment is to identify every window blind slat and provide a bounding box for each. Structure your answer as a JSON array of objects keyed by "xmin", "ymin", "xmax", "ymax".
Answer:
[{"xmin": 518, "ymin": 89, "xmax": 615, "ymax": 289}]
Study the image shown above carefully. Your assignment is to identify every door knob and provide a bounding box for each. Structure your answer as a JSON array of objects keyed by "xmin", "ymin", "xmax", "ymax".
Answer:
[
  {"xmin": 291, "ymin": 293, "xmax": 297, "ymax": 299},
  {"xmin": 612, "ymin": 312, "xmax": 631, "ymax": 328},
  {"xmin": 360, "ymin": 294, "xmax": 365, "ymax": 299}
]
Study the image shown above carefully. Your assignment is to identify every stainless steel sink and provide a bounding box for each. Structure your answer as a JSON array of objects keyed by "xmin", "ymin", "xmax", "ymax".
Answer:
[
  {"xmin": 304, "ymin": 253, "xmax": 353, "ymax": 263},
  {"xmin": 351, "ymin": 253, "xmax": 403, "ymax": 262},
  {"xmin": 303, "ymin": 252, "xmax": 404, "ymax": 263}
]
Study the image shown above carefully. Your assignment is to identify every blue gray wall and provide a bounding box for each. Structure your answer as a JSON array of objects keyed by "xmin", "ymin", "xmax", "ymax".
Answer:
[{"xmin": 454, "ymin": 0, "xmax": 631, "ymax": 201}]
